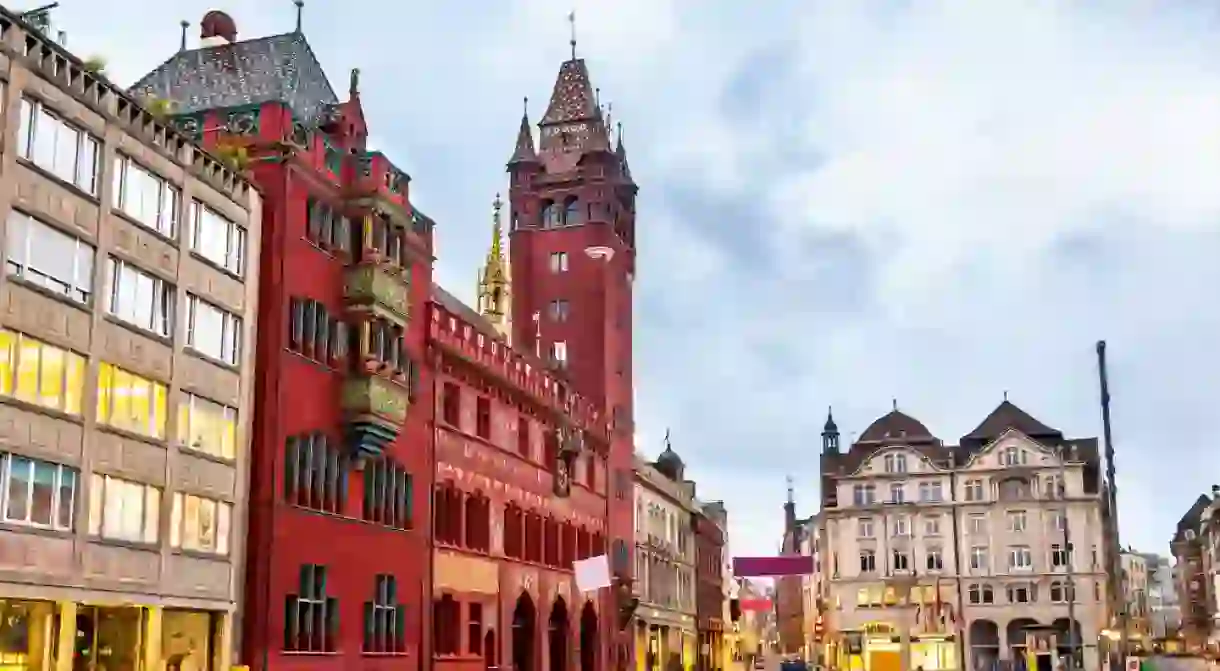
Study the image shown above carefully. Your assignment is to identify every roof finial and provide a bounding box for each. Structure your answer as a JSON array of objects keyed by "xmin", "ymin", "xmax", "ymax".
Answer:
[
  {"xmin": 1003, "ymin": 390, "xmax": 1009, "ymax": 401},
  {"xmin": 523, "ymin": 96, "xmax": 529, "ymax": 116},
  {"xmin": 179, "ymin": 20, "xmax": 189, "ymax": 52},
  {"xmin": 892, "ymin": 398, "xmax": 898, "ymax": 412},
  {"xmin": 293, "ymin": 0, "xmax": 304, "ymax": 33},
  {"xmin": 663, "ymin": 428, "xmax": 671, "ymax": 450},
  {"xmin": 786, "ymin": 475, "xmax": 794, "ymax": 505},
  {"xmin": 567, "ymin": 9, "xmax": 577, "ymax": 60},
  {"xmin": 349, "ymin": 67, "xmax": 360, "ymax": 97},
  {"xmin": 595, "ymin": 87, "xmax": 601, "ymax": 109}
]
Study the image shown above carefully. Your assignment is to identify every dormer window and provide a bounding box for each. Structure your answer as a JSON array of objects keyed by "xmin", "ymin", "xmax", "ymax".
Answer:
[
  {"xmin": 563, "ymin": 197, "xmax": 581, "ymax": 226},
  {"xmin": 883, "ymin": 453, "xmax": 907, "ymax": 474},
  {"xmin": 541, "ymin": 201, "xmax": 561, "ymax": 229},
  {"xmin": 1000, "ymin": 447, "xmax": 1027, "ymax": 466}
]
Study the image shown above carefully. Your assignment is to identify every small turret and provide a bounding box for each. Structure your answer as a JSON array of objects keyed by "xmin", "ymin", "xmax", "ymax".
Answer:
[
  {"xmin": 476, "ymin": 194, "xmax": 512, "ymax": 341},
  {"xmin": 822, "ymin": 407, "xmax": 840, "ymax": 454}
]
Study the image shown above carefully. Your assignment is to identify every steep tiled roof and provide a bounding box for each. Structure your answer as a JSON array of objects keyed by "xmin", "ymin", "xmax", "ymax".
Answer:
[
  {"xmin": 964, "ymin": 400, "xmax": 1059, "ymax": 442},
  {"xmin": 858, "ymin": 409, "xmax": 935, "ymax": 443},
  {"xmin": 131, "ymin": 32, "xmax": 338, "ymax": 124},
  {"xmin": 541, "ymin": 59, "xmax": 598, "ymax": 125}
]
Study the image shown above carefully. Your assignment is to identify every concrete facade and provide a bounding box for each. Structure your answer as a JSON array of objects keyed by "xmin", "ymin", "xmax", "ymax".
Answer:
[{"xmin": 0, "ymin": 7, "xmax": 260, "ymax": 671}]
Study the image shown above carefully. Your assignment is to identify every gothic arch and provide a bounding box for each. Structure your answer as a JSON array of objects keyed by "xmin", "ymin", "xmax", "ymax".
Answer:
[
  {"xmin": 550, "ymin": 596, "xmax": 569, "ymax": 671},
  {"xmin": 580, "ymin": 600, "xmax": 598, "ymax": 671},
  {"xmin": 514, "ymin": 592, "xmax": 537, "ymax": 671}
]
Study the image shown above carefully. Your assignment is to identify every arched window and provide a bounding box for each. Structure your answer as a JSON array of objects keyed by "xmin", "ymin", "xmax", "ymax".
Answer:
[
  {"xmin": 541, "ymin": 201, "xmax": 561, "ymax": 228},
  {"xmin": 563, "ymin": 197, "xmax": 581, "ymax": 226}
]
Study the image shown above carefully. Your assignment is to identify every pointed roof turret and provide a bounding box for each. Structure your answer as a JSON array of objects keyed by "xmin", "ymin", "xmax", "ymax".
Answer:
[
  {"xmin": 477, "ymin": 194, "xmax": 511, "ymax": 340},
  {"xmin": 538, "ymin": 58, "xmax": 611, "ymax": 155},
  {"xmin": 615, "ymin": 122, "xmax": 634, "ymax": 183},
  {"xmin": 823, "ymin": 407, "xmax": 838, "ymax": 434},
  {"xmin": 507, "ymin": 97, "xmax": 539, "ymax": 166}
]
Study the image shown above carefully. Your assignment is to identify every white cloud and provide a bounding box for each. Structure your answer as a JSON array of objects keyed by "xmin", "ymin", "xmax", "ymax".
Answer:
[{"xmin": 62, "ymin": 0, "xmax": 1220, "ymax": 561}]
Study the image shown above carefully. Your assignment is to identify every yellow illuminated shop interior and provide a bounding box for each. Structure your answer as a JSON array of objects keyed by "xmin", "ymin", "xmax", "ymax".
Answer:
[
  {"xmin": 0, "ymin": 599, "xmax": 231, "ymax": 671},
  {"xmin": 835, "ymin": 584, "xmax": 958, "ymax": 671}
]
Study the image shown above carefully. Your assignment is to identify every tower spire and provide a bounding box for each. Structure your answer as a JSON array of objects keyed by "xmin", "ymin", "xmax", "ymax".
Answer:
[
  {"xmin": 507, "ymin": 97, "xmax": 539, "ymax": 166},
  {"xmin": 477, "ymin": 194, "xmax": 511, "ymax": 341},
  {"xmin": 568, "ymin": 10, "xmax": 577, "ymax": 61}
]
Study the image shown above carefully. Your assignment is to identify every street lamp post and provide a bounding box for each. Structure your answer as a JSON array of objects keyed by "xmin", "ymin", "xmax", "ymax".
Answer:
[{"xmin": 887, "ymin": 571, "xmax": 919, "ymax": 671}]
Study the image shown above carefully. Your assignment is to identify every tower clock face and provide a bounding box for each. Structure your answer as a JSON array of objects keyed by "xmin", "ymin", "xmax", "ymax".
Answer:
[{"xmin": 545, "ymin": 123, "xmax": 589, "ymax": 137}]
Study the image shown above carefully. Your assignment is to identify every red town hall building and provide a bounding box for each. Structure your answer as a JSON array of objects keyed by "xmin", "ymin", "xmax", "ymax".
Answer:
[{"xmin": 134, "ymin": 8, "xmax": 640, "ymax": 671}]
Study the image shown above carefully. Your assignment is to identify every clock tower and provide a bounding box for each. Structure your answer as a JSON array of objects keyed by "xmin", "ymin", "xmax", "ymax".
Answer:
[{"xmin": 505, "ymin": 51, "xmax": 639, "ymax": 663}]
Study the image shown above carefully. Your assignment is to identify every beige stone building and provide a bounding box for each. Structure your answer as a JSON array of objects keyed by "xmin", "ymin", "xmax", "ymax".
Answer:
[
  {"xmin": 818, "ymin": 402, "xmax": 1109, "ymax": 671},
  {"xmin": 633, "ymin": 444, "xmax": 699, "ymax": 671},
  {"xmin": 0, "ymin": 7, "xmax": 260, "ymax": 671}
]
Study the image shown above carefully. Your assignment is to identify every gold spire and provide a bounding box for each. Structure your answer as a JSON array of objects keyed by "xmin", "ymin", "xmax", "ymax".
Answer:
[{"xmin": 477, "ymin": 194, "xmax": 511, "ymax": 341}]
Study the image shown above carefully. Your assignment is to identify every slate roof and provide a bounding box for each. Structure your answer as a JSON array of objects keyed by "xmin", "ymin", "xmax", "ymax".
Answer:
[
  {"xmin": 963, "ymin": 399, "xmax": 1059, "ymax": 443},
  {"xmin": 858, "ymin": 409, "xmax": 935, "ymax": 443},
  {"xmin": 131, "ymin": 32, "xmax": 339, "ymax": 124}
]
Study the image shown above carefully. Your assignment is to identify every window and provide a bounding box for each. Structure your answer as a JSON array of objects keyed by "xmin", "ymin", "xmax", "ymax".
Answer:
[
  {"xmin": 86, "ymin": 474, "xmax": 160, "ymax": 543},
  {"xmin": 285, "ymin": 564, "xmax": 338, "ymax": 652},
  {"xmin": 888, "ymin": 482, "xmax": 905, "ymax": 503},
  {"xmin": 186, "ymin": 295, "xmax": 242, "ymax": 365},
  {"xmin": 1000, "ymin": 447, "xmax": 1026, "ymax": 466},
  {"xmin": 892, "ymin": 550, "xmax": 910, "ymax": 571},
  {"xmin": 288, "ymin": 297, "xmax": 348, "ymax": 365},
  {"xmin": 967, "ymin": 584, "xmax": 995, "ymax": 605},
  {"xmin": 169, "ymin": 492, "xmax": 231, "ymax": 555},
  {"xmin": 5, "ymin": 210, "xmax": 94, "ymax": 303},
  {"xmin": 363, "ymin": 457, "xmax": 412, "ymax": 530},
  {"xmin": 859, "ymin": 550, "xmax": 876, "ymax": 573},
  {"xmin": 563, "ymin": 197, "xmax": 581, "ymax": 226},
  {"xmin": 0, "ymin": 329, "xmax": 86, "ymax": 415},
  {"xmin": 550, "ymin": 341, "xmax": 568, "ymax": 367},
  {"xmin": 433, "ymin": 595, "xmax": 461, "ymax": 655},
  {"xmin": 177, "ymin": 393, "xmax": 238, "ymax": 460},
  {"xmin": 96, "ymin": 362, "xmax": 169, "ymax": 439},
  {"xmin": 475, "ymin": 396, "xmax": 491, "ymax": 439},
  {"xmin": 1049, "ymin": 509, "xmax": 1067, "ymax": 531},
  {"xmin": 107, "ymin": 258, "xmax": 175, "ymax": 337},
  {"xmin": 1008, "ymin": 510, "xmax": 1027, "ymax": 532},
  {"xmin": 853, "ymin": 484, "xmax": 876, "ymax": 506},
  {"xmin": 968, "ymin": 513, "xmax": 986, "ymax": 535},
  {"xmin": 368, "ymin": 319, "xmax": 404, "ymax": 372},
  {"xmin": 883, "ymin": 453, "xmax": 907, "ymax": 473},
  {"xmin": 1, "ymin": 453, "xmax": 76, "ymax": 530},
  {"xmin": 306, "ymin": 198, "xmax": 351, "ymax": 255},
  {"xmin": 541, "ymin": 201, "xmax": 562, "ymax": 229},
  {"xmin": 919, "ymin": 481, "xmax": 943, "ymax": 502},
  {"xmin": 363, "ymin": 213, "xmax": 406, "ymax": 267},
  {"xmin": 1050, "ymin": 580, "xmax": 1075, "ymax": 603},
  {"xmin": 549, "ymin": 299, "xmax": 570, "ymax": 322},
  {"xmin": 517, "ymin": 415, "xmax": 531, "ymax": 457},
  {"xmin": 1009, "ymin": 546, "xmax": 1033, "ymax": 570},
  {"xmin": 970, "ymin": 546, "xmax": 988, "ymax": 571},
  {"xmin": 926, "ymin": 547, "xmax": 943, "ymax": 571},
  {"xmin": 924, "ymin": 515, "xmax": 941, "ymax": 536},
  {"xmin": 1051, "ymin": 543, "xmax": 1071, "ymax": 569},
  {"xmin": 284, "ymin": 432, "xmax": 348, "ymax": 514},
  {"xmin": 17, "ymin": 97, "xmax": 99, "ymax": 194},
  {"xmin": 857, "ymin": 517, "xmax": 874, "ymax": 538},
  {"xmin": 188, "ymin": 200, "xmax": 247, "ymax": 276},
  {"xmin": 892, "ymin": 515, "xmax": 909, "ymax": 537},
  {"xmin": 964, "ymin": 479, "xmax": 984, "ymax": 501},
  {"xmin": 112, "ymin": 154, "xmax": 180, "ymax": 237},
  {"xmin": 1043, "ymin": 474, "xmax": 1064, "ymax": 498},
  {"xmin": 364, "ymin": 574, "xmax": 406, "ymax": 654},
  {"xmin": 549, "ymin": 251, "xmax": 569, "ymax": 273},
  {"xmin": 441, "ymin": 382, "xmax": 461, "ymax": 427},
  {"xmin": 1007, "ymin": 583, "xmax": 1035, "ymax": 604}
]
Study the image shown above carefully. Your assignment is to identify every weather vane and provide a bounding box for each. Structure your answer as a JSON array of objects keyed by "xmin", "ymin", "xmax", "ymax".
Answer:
[{"xmin": 568, "ymin": 10, "xmax": 577, "ymax": 60}]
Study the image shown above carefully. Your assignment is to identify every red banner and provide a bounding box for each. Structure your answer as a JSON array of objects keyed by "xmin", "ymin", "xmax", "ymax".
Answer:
[
  {"xmin": 740, "ymin": 599, "xmax": 772, "ymax": 612},
  {"xmin": 732, "ymin": 556, "xmax": 814, "ymax": 577}
]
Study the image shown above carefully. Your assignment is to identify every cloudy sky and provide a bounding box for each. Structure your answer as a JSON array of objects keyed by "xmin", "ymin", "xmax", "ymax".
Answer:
[{"xmin": 60, "ymin": 0, "xmax": 1220, "ymax": 559}]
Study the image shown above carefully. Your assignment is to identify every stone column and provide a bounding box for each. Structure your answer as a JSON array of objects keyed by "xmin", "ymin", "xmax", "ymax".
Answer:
[{"xmin": 52, "ymin": 602, "xmax": 77, "ymax": 671}]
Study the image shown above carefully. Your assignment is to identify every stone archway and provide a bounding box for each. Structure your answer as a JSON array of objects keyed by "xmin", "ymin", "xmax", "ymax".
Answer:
[
  {"xmin": 580, "ymin": 601, "xmax": 598, "ymax": 671},
  {"xmin": 969, "ymin": 619, "xmax": 1000, "ymax": 670},
  {"xmin": 1051, "ymin": 618, "xmax": 1082, "ymax": 663},
  {"xmin": 1007, "ymin": 618, "xmax": 1040, "ymax": 660},
  {"xmin": 550, "ymin": 597, "xmax": 570, "ymax": 671},
  {"xmin": 514, "ymin": 593, "xmax": 537, "ymax": 671}
]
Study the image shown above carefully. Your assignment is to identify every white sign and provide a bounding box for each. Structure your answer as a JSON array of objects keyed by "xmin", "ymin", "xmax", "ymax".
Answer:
[
  {"xmin": 1126, "ymin": 657, "xmax": 1140, "ymax": 671},
  {"xmin": 574, "ymin": 555, "xmax": 612, "ymax": 592}
]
